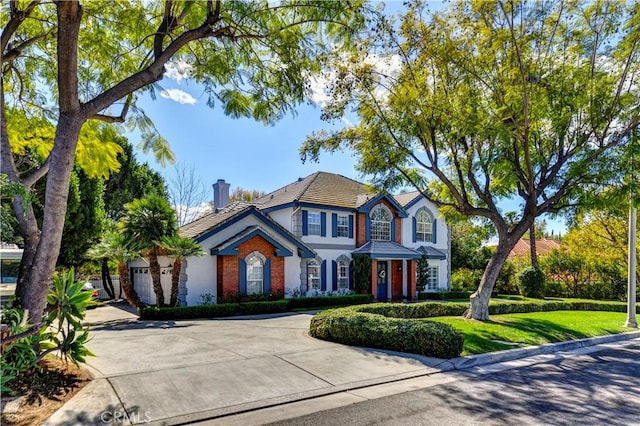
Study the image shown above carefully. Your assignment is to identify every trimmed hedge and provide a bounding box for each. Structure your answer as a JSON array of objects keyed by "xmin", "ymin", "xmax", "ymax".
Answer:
[
  {"xmin": 139, "ymin": 303, "xmax": 238, "ymax": 320},
  {"xmin": 418, "ymin": 291, "xmax": 499, "ymax": 300},
  {"xmin": 287, "ymin": 294, "xmax": 374, "ymax": 309},
  {"xmin": 138, "ymin": 294, "xmax": 375, "ymax": 320},
  {"xmin": 237, "ymin": 300, "xmax": 289, "ymax": 315},
  {"xmin": 309, "ymin": 308, "xmax": 464, "ymax": 359}
]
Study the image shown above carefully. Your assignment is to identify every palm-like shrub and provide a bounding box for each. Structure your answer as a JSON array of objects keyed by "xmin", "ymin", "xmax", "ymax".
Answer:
[
  {"xmin": 119, "ymin": 195, "xmax": 177, "ymax": 306},
  {"xmin": 158, "ymin": 235, "xmax": 204, "ymax": 306}
]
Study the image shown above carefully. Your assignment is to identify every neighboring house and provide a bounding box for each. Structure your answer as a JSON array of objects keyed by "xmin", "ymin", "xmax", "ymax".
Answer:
[
  {"xmin": 0, "ymin": 244, "xmax": 23, "ymax": 284},
  {"xmin": 130, "ymin": 172, "xmax": 451, "ymax": 305},
  {"xmin": 508, "ymin": 238, "xmax": 562, "ymax": 260}
]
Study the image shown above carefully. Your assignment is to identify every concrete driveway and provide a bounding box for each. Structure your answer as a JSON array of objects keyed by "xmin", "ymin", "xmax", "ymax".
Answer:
[{"xmin": 46, "ymin": 303, "xmax": 450, "ymax": 425}]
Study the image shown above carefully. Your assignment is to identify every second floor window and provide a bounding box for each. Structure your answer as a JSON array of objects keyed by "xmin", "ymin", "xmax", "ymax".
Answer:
[
  {"xmin": 416, "ymin": 209, "xmax": 433, "ymax": 242},
  {"xmin": 370, "ymin": 205, "xmax": 391, "ymax": 241},
  {"xmin": 337, "ymin": 215, "xmax": 349, "ymax": 237},
  {"xmin": 308, "ymin": 212, "xmax": 321, "ymax": 235}
]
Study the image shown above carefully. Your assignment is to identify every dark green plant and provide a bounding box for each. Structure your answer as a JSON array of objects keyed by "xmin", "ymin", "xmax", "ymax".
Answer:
[
  {"xmin": 310, "ymin": 308, "xmax": 464, "ymax": 359},
  {"xmin": 287, "ymin": 294, "xmax": 374, "ymax": 309},
  {"xmin": 517, "ymin": 267, "xmax": 546, "ymax": 298},
  {"xmin": 416, "ymin": 255, "xmax": 429, "ymax": 292},
  {"xmin": 352, "ymin": 254, "xmax": 372, "ymax": 293},
  {"xmin": 45, "ymin": 270, "xmax": 96, "ymax": 365}
]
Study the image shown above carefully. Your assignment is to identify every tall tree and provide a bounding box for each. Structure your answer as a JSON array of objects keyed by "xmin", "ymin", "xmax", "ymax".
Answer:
[
  {"xmin": 167, "ymin": 163, "xmax": 208, "ymax": 226},
  {"xmin": 1, "ymin": 0, "xmax": 368, "ymax": 322},
  {"xmin": 119, "ymin": 195, "xmax": 177, "ymax": 307},
  {"xmin": 302, "ymin": 0, "xmax": 639, "ymax": 319}
]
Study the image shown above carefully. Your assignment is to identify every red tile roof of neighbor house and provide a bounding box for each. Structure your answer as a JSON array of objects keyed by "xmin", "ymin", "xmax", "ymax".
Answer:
[{"xmin": 508, "ymin": 238, "xmax": 562, "ymax": 259}]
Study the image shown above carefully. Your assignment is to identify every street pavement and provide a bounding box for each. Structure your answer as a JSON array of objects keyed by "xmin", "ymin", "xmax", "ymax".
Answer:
[
  {"xmin": 45, "ymin": 303, "xmax": 640, "ymax": 426},
  {"xmin": 262, "ymin": 340, "xmax": 640, "ymax": 426}
]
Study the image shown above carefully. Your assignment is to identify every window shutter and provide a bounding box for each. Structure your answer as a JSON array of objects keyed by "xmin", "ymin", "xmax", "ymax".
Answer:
[
  {"xmin": 239, "ymin": 258, "xmax": 247, "ymax": 295},
  {"xmin": 432, "ymin": 219, "xmax": 437, "ymax": 244},
  {"xmin": 264, "ymin": 259, "xmax": 271, "ymax": 294},
  {"xmin": 391, "ymin": 218, "xmax": 396, "ymax": 242},
  {"xmin": 321, "ymin": 260, "xmax": 327, "ymax": 291},
  {"xmin": 332, "ymin": 261, "xmax": 338, "ymax": 291},
  {"xmin": 348, "ymin": 261, "xmax": 354, "ymax": 289},
  {"xmin": 302, "ymin": 210, "xmax": 308, "ymax": 236},
  {"xmin": 321, "ymin": 212, "xmax": 327, "ymax": 237},
  {"xmin": 348, "ymin": 215, "xmax": 354, "ymax": 238},
  {"xmin": 412, "ymin": 217, "xmax": 417, "ymax": 243},
  {"xmin": 332, "ymin": 213, "xmax": 338, "ymax": 238},
  {"xmin": 365, "ymin": 217, "xmax": 371, "ymax": 241}
]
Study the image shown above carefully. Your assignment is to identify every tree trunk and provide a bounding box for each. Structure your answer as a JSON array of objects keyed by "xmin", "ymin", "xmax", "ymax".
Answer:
[
  {"xmin": 101, "ymin": 258, "xmax": 115, "ymax": 299},
  {"xmin": 148, "ymin": 248, "xmax": 165, "ymax": 306},
  {"xmin": 529, "ymin": 223, "xmax": 538, "ymax": 268},
  {"xmin": 466, "ymin": 236, "xmax": 518, "ymax": 320},
  {"xmin": 169, "ymin": 258, "xmax": 181, "ymax": 307},
  {"xmin": 117, "ymin": 262, "xmax": 143, "ymax": 308}
]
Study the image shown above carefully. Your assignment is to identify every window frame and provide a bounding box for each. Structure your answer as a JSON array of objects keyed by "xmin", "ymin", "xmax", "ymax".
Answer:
[
  {"xmin": 337, "ymin": 259, "xmax": 349, "ymax": 289},
  {"xmin": 246, "ymin": 254, "xmax": 264, "ymax": 295},
  {"xmin": 370, "ymin": 205, "xmax": 392, "ymax": 241},
  {"xmin": 308, "ymin": 259, "xmax": 321, "ymax": 290},
  {"xmin": 337, "ymin": 214, "xmax": 349, "ymax": 238},
  {"xmin": 427, "ymin": 265, "xmax": 439, "ymax": 291},
  {"xmin": 416, "ymin": 209, "xmax": 433, "ymax": 242},
  {"xmin": 307, "ymin": 212, "xmax": 322, "ymax": 236}
]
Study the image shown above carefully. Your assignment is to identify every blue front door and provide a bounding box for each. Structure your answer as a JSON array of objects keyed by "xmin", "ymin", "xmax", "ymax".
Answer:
[{"xmin": 376, "ymin": 261, "xmax": 387, "ymax": 300}]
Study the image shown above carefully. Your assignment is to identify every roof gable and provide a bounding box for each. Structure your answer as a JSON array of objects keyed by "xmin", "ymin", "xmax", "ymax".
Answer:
[{"xmin": 357, "ymin": 194, "xmax": 409, "ymax": 218}]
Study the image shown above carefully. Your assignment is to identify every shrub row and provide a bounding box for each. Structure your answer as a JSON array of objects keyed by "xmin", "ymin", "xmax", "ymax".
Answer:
[
  {"xmin": 418, "ymin": 291, "xmax": 498, "ymax": 300},
  {"xmin": 356, "ymin": 299, "xmax": 639, "ymax": 320},
  {"xmin": 139, "ymin": 294, "xmax": 375, "ymax": 320},
  {"xmin": 309, "ymin": 307, "xmax": 464, "ymax": 359},
  {"xmin": 287, "ymin": 294, "xmax": 374, "ymax": 309}
]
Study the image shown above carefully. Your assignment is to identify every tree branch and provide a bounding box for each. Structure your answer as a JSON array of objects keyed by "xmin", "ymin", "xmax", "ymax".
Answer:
[
  {"xmin": 1, "ymin": 0, "xmax": 40, "ymax": 55},
  {"xmin": 89, "ymin": 94, "xmax": 132, "ymax": 123}
]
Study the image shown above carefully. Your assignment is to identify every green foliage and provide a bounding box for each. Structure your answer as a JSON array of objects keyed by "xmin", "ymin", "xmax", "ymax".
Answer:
[
  {"xmin": 495, "ymin": 260, "xmax": 519, "ymax": 295},
  {"xmin": 451, "ymin": 268, "xmax": 483, "ymax": 291},
  {"xmin": 287, "ymin": 294, "xmax": 374, "ymax": 309},
  {"xmin": 309, "ymin": 307, "xmax": 464, "ymax": 359},
  {"xmin": 199, "ymin": 293, "xmax": 216, "ymax": 306},
  {"xmin": 139, "ymin": 304, "xmax": 239, "ymax": 320},
  {"xmin": 416, "ymin": 255, "xmax": 430, "ymax": 292},
  {"xmin": 45, "ymin": 270, "xmax": 96, "ymax": 365},
  {"xmin": 139, "ymin": 294, "xmax": 374, "ymax": 320},
  {"xmin": 237, "ymin": 300, "xmax": 290, "ymax": 315},
  {"xmin": 517, "ymin": 267, "xmax": 546, "ymax": 299},
  {"xmin": 352, "ymin": 254, "xmax": 372, "ymax": 292},
  {"xmin": 157, "ymin": 235, "xmax": 204, "ymax": 259},
  {"xmin": 119, "ymin": 195, "xmax": 178, "ymax": 251},
  {"xmin": 418, "ymin": 291, "xmax": 499, "ymax": 301},
  {"xmin": 1, "ymin": 271, "xmax": 95, "ymax": 392}
]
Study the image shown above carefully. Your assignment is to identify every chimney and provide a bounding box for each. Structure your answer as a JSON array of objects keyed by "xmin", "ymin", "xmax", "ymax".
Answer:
[{"xmin": 213, "ymin": 179, "xmax": 230, "ymax": 210}]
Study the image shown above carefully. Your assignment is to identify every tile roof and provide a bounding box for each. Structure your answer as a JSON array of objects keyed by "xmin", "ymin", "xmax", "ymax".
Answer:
[
  {"xmin": 394, "ymin": 191, "xmax": 421, "ymax": 207},
  {"xmin": 179, "ymin": 202, "xmax": 252, "ymax": 239},
  {"xmin": 352, "ymin": 240, "xmax": 422, "ymax": 259},
  {"xmin": 253, "ymin": 171, "xmax": 377, "ymax": 210},
  {"xmin": 416, "ymin": 246, "xmax": 447, "ymax": 259},
  {"xmin": 508, "ymin": 238, "xmax": 562, "ymax": 259}
]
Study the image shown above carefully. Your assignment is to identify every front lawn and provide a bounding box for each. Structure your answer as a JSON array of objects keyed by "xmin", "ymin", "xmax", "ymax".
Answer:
[{"xmin": 430, "ymin": 310, "xmax": 636, "ymax": 356}]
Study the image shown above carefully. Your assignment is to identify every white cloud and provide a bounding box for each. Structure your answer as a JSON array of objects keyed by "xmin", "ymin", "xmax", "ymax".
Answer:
[
  {"xmin": 164, "ymin": 59, "xmax": 193, "ymax": 84},
  {"xmin": 160, "ymin": 88, "xmax": 197, "ymax": 105}
]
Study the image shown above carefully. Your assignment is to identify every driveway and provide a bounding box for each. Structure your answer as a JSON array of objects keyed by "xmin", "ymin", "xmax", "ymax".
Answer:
[{"xmin": 46, "ymin": 303, "xmax": 450, "ymax": 425}]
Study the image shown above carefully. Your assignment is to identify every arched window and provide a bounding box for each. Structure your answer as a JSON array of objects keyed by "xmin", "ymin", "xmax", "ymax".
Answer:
[
  {"xmin": 370, "ymin": 205, "xmax": 392, "ymax": 241},
  {"xmin": 246, "ymin": 254, "xmax": 264, "ymax": 295},
  {"xmin": 308, "ymin": 259, "xmax": 321, "ymax": 290},
  {"xmin": 416, "ymin": 209, "xmax": 433, "ymax": 242}
]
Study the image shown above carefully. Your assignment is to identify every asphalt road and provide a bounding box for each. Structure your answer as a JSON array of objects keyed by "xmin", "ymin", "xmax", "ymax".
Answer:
[{"xmin": 269, "ymin": 341, "xmax": 640, "ymax": 426}]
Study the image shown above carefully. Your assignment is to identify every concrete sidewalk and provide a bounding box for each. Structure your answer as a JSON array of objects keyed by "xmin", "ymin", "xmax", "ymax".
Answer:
[{"xmin": 45, "ymin": 303, "xmax": 640, "ymax": 426}]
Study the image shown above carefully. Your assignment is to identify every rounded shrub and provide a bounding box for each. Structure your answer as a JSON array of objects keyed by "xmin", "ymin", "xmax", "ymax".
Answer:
[
  {"xmin": 309, "ymin": 307, "xmax": 464, "ymax": 359},
  {"xmin": 517, "ymin": 266, "xmax": 546, "ymax": 298}
]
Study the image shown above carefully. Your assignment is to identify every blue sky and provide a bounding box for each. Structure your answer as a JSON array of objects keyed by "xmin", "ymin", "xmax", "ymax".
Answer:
[{"xmin": 125, "ymin": 1, "xmax": 567, "ymax": 236}]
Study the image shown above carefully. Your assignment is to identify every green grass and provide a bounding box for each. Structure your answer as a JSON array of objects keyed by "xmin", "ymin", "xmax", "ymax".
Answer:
[{"xmin": 429, "ymin": 310, "xmax": 636, "ymax": 356}]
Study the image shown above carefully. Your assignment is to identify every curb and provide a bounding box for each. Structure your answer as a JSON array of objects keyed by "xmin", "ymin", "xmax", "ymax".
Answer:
[
  {"xmin": 448, "ymin": 330, "xmax": 640, "ymax": 371},
  {"xmin": 150, "ymin": 331, "xmax": 640, "ymax": 426}
]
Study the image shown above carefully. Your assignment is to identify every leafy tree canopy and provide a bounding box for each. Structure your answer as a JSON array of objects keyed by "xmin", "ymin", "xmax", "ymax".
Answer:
[{"xmin": 302, "ymin": 0, "xmax": 640, "ymax": 319}]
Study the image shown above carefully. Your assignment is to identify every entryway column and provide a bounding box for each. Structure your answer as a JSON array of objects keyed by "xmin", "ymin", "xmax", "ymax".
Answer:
[
  {"xmin": 370, "ymin": 259, "xmax": 377, "ymax": 297},
  {"xmin": 402, "ymin": 259, "xmax": 408, "ymax": 299}
]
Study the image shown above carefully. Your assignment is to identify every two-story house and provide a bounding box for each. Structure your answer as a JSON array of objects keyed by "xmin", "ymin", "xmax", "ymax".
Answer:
[{"xmin": 129, "ymin": 172, "xmax": 450, "ymax": 306}]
